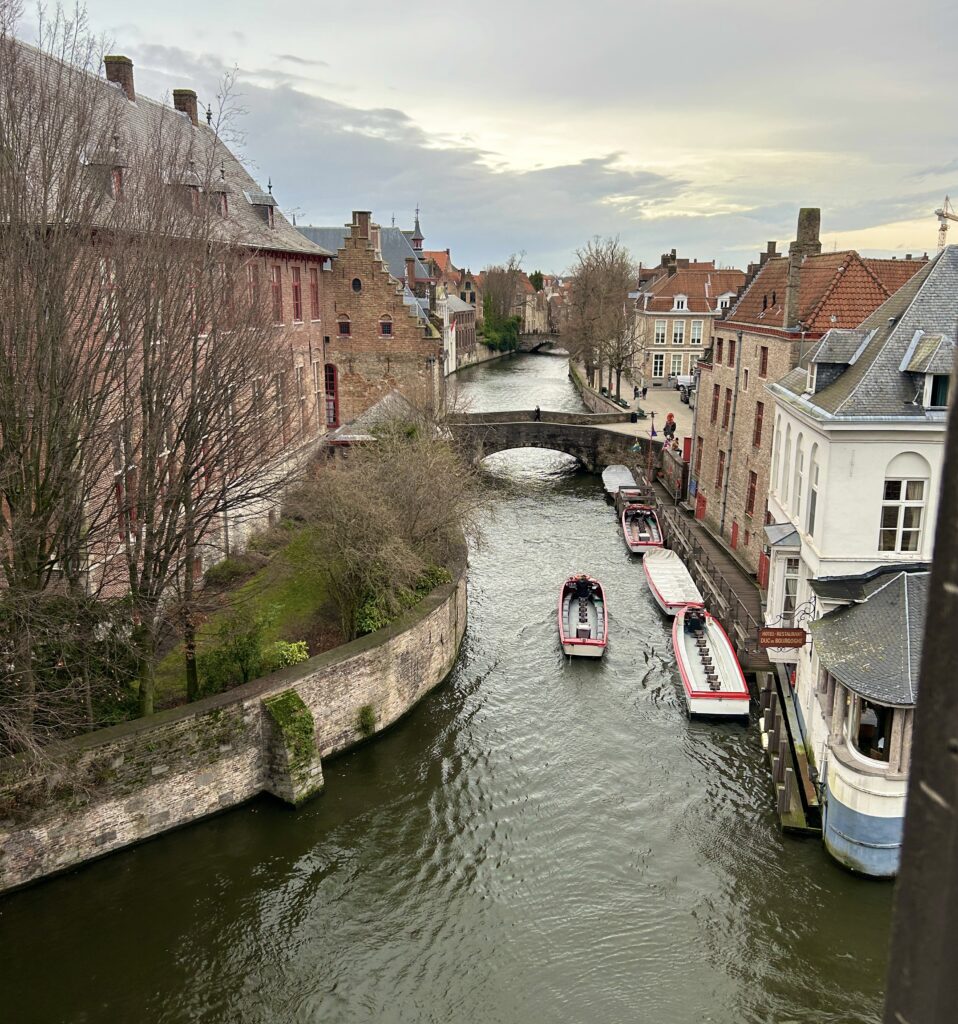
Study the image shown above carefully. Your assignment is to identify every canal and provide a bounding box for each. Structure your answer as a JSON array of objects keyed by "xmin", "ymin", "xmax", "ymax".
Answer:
[{"xmin": 0, "ymin": 355, "xmax": 891, "ymax": 1024}]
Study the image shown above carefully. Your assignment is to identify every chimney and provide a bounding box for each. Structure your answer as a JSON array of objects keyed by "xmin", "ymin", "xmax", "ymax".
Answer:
[
  {"xmin": 795, "ymin": 207, "xmax": 822, "ymax": 255},
  {"xmin": 351, "ymin": 211, "xmax": 371, "ymax": 240},
  {"xmin": 405, "ymin": 257, "xmax": 417, "ymax": 289},
  {"xmin": 104, "ymin": 55, "xmax": 135, "ymax": 102},
  {"xmin": 173, "ymin": 89, "xmax": 198, "ymax": 126},
  {"xmin": 370, "ymin": 223, "xmax": 382, "ymax": 256},
  {"xmin": 759, "ymin": 241, "xmax": 777, "ymax": 266}
]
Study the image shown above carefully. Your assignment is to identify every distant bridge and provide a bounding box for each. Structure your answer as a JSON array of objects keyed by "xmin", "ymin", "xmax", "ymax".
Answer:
[
  {"xmin": 446, "ymin": 410, "xmax": 662, "ymax": 473},
  {"xmin": 516, "ymin": 333, "xmax": 564, "ymax": 353}
]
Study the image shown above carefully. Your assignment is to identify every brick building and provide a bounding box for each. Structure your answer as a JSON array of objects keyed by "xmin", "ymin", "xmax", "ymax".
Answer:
[
  {"xmin": 632, "ymin": 255, "xmax": 744, "ymax": 387},
  {"xmin": 301, "ymin": 213, "xmax": 443, "ymax": 424},
  {"xmin": 691, "ymin": 208, "xmax": 928, "ymax": 573}
]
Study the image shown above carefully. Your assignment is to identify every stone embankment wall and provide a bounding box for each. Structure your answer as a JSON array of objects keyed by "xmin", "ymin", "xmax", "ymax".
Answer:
[
  {"xmin": 450, "ymin": 340, "xmax": 505, "ymax": 374},
  {"xmin": 568, "ymin": 364, "xmax": 632, "ymax": 414},
  {"xmin": 0, "ymin": 554, "xmax": 467, "ymax": 895}
]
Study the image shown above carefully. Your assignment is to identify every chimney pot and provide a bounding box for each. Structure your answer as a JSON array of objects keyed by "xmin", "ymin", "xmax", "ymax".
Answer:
[
  {"xmin": 104, "ymin": 55, "xmax": 135, "ymax": 102},
  {"xmin": 173, "ymin": 89, "xmax": 198, "ymax": 126},
  {"xmin": 405, "ymin": 256, "xmax": 416, "ymax": 289}
]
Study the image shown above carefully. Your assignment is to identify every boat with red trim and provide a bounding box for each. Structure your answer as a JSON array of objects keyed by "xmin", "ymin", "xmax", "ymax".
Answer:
[
  {"xmin": 672, "ymin": 606, "xmax": 750, "ymax": 718},
  {"xmin": 643, "ymin": 548, "xmax": 703, "ymax": 616},
  {"xmin": 621, "ymin": 503, "xmax": 664, "ymax": 555},
  {"xmin": 558, "ymin": 575, "xmax": 608, "ymax": 658}
]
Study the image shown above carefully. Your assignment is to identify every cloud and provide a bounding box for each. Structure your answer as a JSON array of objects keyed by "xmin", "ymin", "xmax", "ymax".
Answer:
[{"xmin": 275, "ymin": 53, "xmax": 329, "ymax": 68}]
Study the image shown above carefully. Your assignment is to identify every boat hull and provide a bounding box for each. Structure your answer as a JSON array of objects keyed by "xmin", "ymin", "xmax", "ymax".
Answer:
[
  {"xmin": 622, "ymin": 505, "xmax": 664, "ymax": 556},
  {"xmin": 561, "ymin": 641, "xmax": 606, "ymax": 658},
  {"xmin": 643, "ymin": 549, "xmax": 704, "ymax": 615}
]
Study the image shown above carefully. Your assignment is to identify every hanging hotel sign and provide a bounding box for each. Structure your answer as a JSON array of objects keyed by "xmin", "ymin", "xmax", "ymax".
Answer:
[{"xmin": 758, "ymin": 627, "xmax": 807, "ymax": 649}]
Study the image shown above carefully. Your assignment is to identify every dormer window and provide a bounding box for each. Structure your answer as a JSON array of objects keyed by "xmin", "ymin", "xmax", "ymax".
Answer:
[
  {"xmin": 927, "ymin": 373, "xmax": 950, "ymax": 408},
  {"xmin": 244, "ymin": 189, "xmax": 278, "ymax": 229},
  {"xmin": 807, "ymin": 364, "xmax": 817, "ymax": 393},
  {"xmin": 673, "ymin": 295, "xmax": 687, "ymax": 310}
]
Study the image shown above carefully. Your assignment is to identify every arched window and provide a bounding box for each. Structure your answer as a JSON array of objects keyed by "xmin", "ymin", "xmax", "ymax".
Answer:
[
  {"xmin": 807, "ymin": 444, "xmax": 820, "ymax": 537},
  {"xmin": 793, "ymin": 434, "xmax": 805, "ymax": 519},
  {"xmin": 379, "ymin": 315, "xmax": 393, "ymax": 337},
  {"xmin": 324, "ymin": 364, "xmax": 339, "ymax": 427},
  {"xmin": 782, "ymin": 425, "xmax": 792, "ymax": 503},
  {"xmin": 351, "ymin": 277, "xmax": 363, "ymax": 293},
  {"xmin": 880, "ymin": 452, "xmax": 931, "ymax": 552},
  {"xmin": 337, "ymin": 314, "xmax": 351, "ymax": 337}
]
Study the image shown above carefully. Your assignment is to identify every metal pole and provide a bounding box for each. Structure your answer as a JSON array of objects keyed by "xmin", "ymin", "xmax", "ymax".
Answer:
[
  {"xmin": 719, "ymin": 329, "xmax": 744, "ymax": 536},
  {"xmin": 883, "ymin": 379, "xmax": 958, "ymax": 1023}
]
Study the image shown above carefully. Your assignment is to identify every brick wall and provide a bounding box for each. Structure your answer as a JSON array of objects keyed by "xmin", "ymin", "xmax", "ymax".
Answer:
[
  {"xmin": 0, "ymin": 553, "xmax": 467, "ymax": 894},
  {"xmin": 635, "ymin": 309, "xmax": 713, "ymax": 384},
  {"xmin": 323, "ymin": 213, "xmax": 442, "ymax": 425},
  {"xmin": 694, "ymin": 326, "xmax": 807, "ymax": 570}
]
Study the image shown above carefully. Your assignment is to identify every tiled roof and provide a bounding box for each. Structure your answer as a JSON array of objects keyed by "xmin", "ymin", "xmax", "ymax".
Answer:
[
  {"xmin": 730, "ymin": 251, "xmax": 926, "ymax": 332},
  {"xmin": 423, "ymin": 250, "xmax": 456, "ymax": 275},
  {"xmin": 516, "ymin": 274, "xmax": 536, "ymax": 295},
  {"xmin": 638, "ymin": 268, "xmax": 745, "ymax": 314},
  {"xmin": 298, "ymin": 225, "xmax": 428, "ymax": 282},
  {"xmin": 810, "ymin": 570, "xmax": 928, "ymax": 705},
  {"xmin": 15, "ymin": 41, "xmax": 330, "ymax": 258},
  {"xmin": 768, "ymin": 246, "xmax": 958, "ymax": 419}
]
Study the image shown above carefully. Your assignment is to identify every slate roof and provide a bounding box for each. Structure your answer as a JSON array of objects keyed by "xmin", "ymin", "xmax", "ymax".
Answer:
[
  {"xmin": 729, "ymin": 251, "xmax": 926, "ymax": 333},
  {"xmin": 810, "ymin": 570, "xmax": 929, "ymax": 706},
  {"xmin": 764, "ymin": 523, "xmax": 799, "ymax": 547},
  {"xmin": 447, "ymin": 295, "xmax": 473, "ymax": 314},
  {"xmin": 770, "ymin": 247, "xmax": 958, "ymax": 419},
  {"xmin": 297, "ymin": 225, "xmax": 429, "ymax": 281},
  {"xmin": 12, "ymin": 41, "xmax": 330, "ymax": 258},
  {"xmin": 810, "ymin": 328, "xmax": 872, "ymax": 365},
  {"xmin": 637, "ymin": 268, "xmax": 745, "ymax": 314}
]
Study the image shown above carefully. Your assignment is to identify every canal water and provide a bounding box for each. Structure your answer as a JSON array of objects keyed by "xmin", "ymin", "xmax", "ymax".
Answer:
[{"xmin": 0, "ymin": 355, "xmax": 891, "ymax": 1024}]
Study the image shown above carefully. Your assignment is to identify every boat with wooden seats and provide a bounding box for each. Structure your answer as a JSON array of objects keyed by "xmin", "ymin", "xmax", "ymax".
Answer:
[
  {"xmin": 602, "ymin": 464, "xmax": 636, "ymax": 500},
  {"xmin": 614, "ymin": 484, "xmax": 653, "ymax": 517},
  {"xmin": 621, "ymin": 503, "xmax": 664, "ymax": 555},
  {"xmin": 672, "ymin": 606, "xmax": 750, "ymax": 718},
  {"xmin": 643, "ymin": 548, "xmax": 703, "ymax": 615},
  {"xmin": 558, "ymin": 574, "xmax": 608, "ymax": 658}
]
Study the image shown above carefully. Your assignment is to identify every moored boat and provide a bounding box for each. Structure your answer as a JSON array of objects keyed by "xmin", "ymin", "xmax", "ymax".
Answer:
[
  {"xmin": 643, "ymin": 548, "xmax": 703, "ymax": 615},
  {"xmin": 558, "ymin": 575, "xmax": 608, "ymax": 657},
  {"xmin": 602, "ymin": 464, "xmax": 636, "ymax": 500},
  {"xmin": 621, "ymin": 503, "xmax": 664, "ymax": 555},
  {"xmin": 672, "ymin": 606, "xmax": 750, "ymax": 718},
  {"xmin": 675, "ymin": 606, "xmax": 749, "ymax": 720}
]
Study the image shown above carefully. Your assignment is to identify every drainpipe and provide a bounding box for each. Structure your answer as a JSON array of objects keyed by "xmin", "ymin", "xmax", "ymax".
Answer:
[{"xmin": 719, "ymin": 328, "xmax": 743, "ymax": 537}]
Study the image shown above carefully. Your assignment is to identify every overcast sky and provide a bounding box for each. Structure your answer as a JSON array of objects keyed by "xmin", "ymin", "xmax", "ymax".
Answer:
[{"xmin": 48, "ymin": 1, "xmax": 958, "ymax": 271}]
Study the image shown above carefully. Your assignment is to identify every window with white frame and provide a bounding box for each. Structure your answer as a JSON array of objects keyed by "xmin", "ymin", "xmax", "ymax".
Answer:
[
  {"xmin": 671, "ymin": 353, "xmax": 684, "ymax": 376},
  {"xmin": 672, "ymin": 320, "xmax": 685, "ymax": 345},
  {"xmin": 652, "ymin": 353, "xmax": 665, "ymax": 378},
  {"xmin": 879, "ymin": 479, "xmax": 925, "ymax": 552},
  {"xmin": 690, "ymin": 320, "xmax": 703, "ymax": 345},
  {"xmin": 654, "ymin": 320, "xmax": 667, "ymax": 345},
  {"xmin": 673, "ymin": 295, "xmax": 687, "ymax": 310},
  {"xmin": 793, "ymin": 441, "xmax": 805, "ymax": 518},
  {"xmin": 782, "ymin": 557, "xmax": 800, "ymax": 627},
  {"xmin": 807, "ymin": 451, "xmax": 820, "ymax": 537}
]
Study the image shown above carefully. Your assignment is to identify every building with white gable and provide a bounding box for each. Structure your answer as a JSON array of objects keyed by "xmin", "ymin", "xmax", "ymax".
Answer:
[{"xmin": 762, "ymin": 245, "xmax": 956, "ymax": 875}]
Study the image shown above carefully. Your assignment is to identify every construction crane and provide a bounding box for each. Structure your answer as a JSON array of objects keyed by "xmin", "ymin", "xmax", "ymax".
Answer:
[{"xmin": 935, "ymin": 195, "xmax": 958, "ymax": 251}]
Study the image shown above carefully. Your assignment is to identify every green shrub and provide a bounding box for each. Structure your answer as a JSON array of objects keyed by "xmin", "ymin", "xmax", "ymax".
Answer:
[
  {"xmin": 263, "ymin": 640, "xmax": 309, "ymax": 672},
  {"xmin": 204, "ymin": 555, "xmax": 256, "ymax": 589},
  {"xmin": 357, "ymin": 704, "xmax": 376, "ymax": 736},
  {"xmin": 355, "ymin": 592, "xmax": 390, "ymax": 636}
]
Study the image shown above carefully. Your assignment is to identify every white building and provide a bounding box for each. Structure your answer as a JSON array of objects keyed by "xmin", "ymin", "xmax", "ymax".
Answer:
[{"xmin": 763, "ymin": 246, "xmax": 956, "ymax": 875}]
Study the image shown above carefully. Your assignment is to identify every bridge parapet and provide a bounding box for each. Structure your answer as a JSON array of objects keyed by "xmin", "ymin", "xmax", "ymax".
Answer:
[{"xmin": 447, "ymin": 409, "xmax": 631, "ymax": 426}]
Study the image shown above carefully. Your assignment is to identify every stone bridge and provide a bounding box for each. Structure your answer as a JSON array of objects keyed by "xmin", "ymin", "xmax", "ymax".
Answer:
[
  {"xmin": 447, "ymin": 410, "xmax": 663, "ymax": 473},
  {"xmin": 516, "ymin": 333, "xmax": 562, "ymax": 353}
]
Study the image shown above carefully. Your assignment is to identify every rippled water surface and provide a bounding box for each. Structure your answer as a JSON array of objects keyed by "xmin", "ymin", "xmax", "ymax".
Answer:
[{"xmin": 0, "ymin": 355, "xmax": 891, "ymax": 1023}]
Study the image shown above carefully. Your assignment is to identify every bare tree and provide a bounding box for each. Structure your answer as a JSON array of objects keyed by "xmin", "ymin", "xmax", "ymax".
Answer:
[
  {"xmin": 0, "ymin": 4, "xmax": 137, "ymax": 754},
  {"xmin": 565, "ymin": 237, "xmax": 636, "ymax": 397},
  {"xmin": 289, "ymin": 422, "xmax": 483, "ymax": 640}
]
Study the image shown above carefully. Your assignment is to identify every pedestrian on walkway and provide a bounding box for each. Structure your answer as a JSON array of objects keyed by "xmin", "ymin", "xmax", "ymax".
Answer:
[
  {"xmin": 642, "ymin": 386, "xmax": 648, "ymax": 400},
  {"xmin": 663, "ymin": 412, "xmax": 676, "ymax": 441},
  {"xmin": 534, "ymin": 405, "xmax": 541, "ymax": 421}
]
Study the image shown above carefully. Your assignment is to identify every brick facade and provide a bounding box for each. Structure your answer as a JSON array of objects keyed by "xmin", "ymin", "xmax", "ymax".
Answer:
[{"xmin": 323, "ymin": 212, "xmax": 442, "ymax": 425}]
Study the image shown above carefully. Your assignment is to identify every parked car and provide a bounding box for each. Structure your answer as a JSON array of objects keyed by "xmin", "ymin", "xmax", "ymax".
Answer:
[{"xmin": 669, "ymin": 373, "xmax": 695, "ymax": 391}]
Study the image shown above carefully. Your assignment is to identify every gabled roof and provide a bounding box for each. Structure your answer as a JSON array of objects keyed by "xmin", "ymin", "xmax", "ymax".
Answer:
[
  {"xmin": 638, "ymin": 268, "xmax": 745, "ymax": 314},
  {"xmin": 423, "ymin": 249, "xmax": 457, "ymax": 276},
  {"xmin": 810, "ymin": 570, "xmax": 929, "ymax": 706},
  {"xmin": 13, "ymin": 41, "xmax": 329, "ymax": 258},
  {"xmin": 770, "ymin": 247, "xmax": 958, "ymax": 419},
  {"xmin": 730, "ymin": 251, "xmax": 927, "ymax": 333},
  {"xmin": 809, "ymin": 328, "xmax": 873, "ymax": 365}
]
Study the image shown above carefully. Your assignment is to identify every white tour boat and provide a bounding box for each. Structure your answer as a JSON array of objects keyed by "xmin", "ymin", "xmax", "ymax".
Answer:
[
  {"xmin": 602, "ymin": 464, "xmax": 636, "ymax": 500},
  {"xmin": 621, "ymin": 503, "xmax": 664, "ymax": 555},
  {"xmin": 672, "ymin": 606, "xmax": 750, "ymax": 718},
  {"xmin": 642, "ymin": 548, "xmax": 704, "ymax": 615},
  {"xmin": 558, "ymin": 575, "xmax": 608, "ymax": 658}
]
